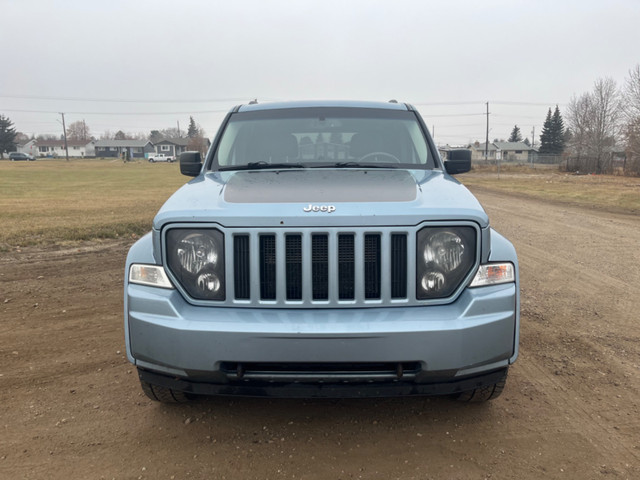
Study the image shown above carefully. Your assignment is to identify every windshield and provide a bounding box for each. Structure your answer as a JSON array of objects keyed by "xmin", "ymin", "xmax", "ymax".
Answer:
[{"xmin": 211, "ymin": 107, "xmax": 436, "ymax": 170}]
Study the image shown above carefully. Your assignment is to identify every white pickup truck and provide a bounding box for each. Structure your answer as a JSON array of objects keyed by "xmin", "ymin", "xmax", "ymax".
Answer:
[{"xmin": 148, "ymin": 153, "xmax": 175, "ymax": 163}]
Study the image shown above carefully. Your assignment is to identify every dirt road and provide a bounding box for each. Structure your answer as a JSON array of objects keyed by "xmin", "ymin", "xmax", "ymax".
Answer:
[{"xmin": 1, "ymin": 190, "xmax": 639, "ymax": 479}]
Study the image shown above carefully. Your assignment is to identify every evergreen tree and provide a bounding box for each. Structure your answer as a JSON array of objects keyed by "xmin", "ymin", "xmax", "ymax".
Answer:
[
  {"xmin": 550, "ymin": 105, "xmax": 566, "ymax": 153},
  {"xmin": 0, "ymin": 114, "xmax": 17, "ymax": 159},
  {"xmin": 539, "ymin": 108, "xmax": 554, "ymax": 153},
  {"xmin": 523, "ymin": 138, "xmax": 531, "ymax": 146},
  {"xmin": 508, "ymin": 125, "xmax": 523, "ymax": 142},
  {"xmin": 540, "ymin": 106, "xmax": 566, "ymax": 154},
  {"xmin": 187, "ymin": 116, "xmax": 199, "ymax": 138},
  {"xmin": 149, "ymin": 130, "xmax": 163, "ymax": 143}
]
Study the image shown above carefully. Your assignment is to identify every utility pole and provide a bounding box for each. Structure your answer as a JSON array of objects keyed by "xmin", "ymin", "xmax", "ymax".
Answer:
[
  {"xmin": 485, "ymin": 102, "xmax": 489, "ymax": 161},
  {"xmin": 60, "ymin": 113, "xmax": 69, "ymax": 162},
  {"xmin": 531, "ymin": 126, "xmax": 535, "ymax": 167},
  {"xmin": 531, "ymin": 126, "xmax": 535, "ymax": 149},
  {"xmin": 177, "ymin": 120, "xmax": 181, "ymax": 138}
]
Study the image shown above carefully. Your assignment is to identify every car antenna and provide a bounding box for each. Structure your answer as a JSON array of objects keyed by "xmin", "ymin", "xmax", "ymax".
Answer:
[{"xmin": 249, "ymin": 98, "xmax": 258, "ymax": 105}]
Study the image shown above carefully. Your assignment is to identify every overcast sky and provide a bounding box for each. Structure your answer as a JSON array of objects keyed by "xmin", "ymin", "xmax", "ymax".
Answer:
[{"xmin": 2, "ymin": 0, "xmax": 639, "ymax": 145}]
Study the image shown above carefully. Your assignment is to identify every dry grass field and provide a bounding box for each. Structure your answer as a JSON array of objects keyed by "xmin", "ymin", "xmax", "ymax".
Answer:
[
  {"xmin": 1, "ymin": 160, "xmax": 638, "ymax": 251},
  {"xmin": 461, "ymin": 164, "xmax": 640, "ymax": 214},
  {"xmin": 0, "ymin": 159, "xmax": 186, "ymax": 250}
]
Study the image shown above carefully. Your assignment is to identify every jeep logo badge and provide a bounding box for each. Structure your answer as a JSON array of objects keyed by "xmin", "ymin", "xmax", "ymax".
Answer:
[{"xmin": 303, "ymin": 204, "xmax": 336, "ymax": 213}]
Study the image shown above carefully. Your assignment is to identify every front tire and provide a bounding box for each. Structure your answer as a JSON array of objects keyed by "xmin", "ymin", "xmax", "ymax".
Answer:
[
  {"xmin": 140, "ymin": 378, "xmax": 193, "ymax": 403},
  {"xmin": 452, "ymin": 368, "xmax": 508, "ymax": 402}
]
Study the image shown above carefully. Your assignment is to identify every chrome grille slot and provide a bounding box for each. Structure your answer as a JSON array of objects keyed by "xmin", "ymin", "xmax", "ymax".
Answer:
[
  {"xmin": 259, "ymin": 235, "xmax": 276, "ymax": 300},
  {"xmin": 233, "ymin": 235, "xmax": 250, "ymax": 300},
  {"xmin": 285, "ymin": 235, "xmax": 302, "ymax": 300},
  {"xmin": 391, "ymin": 234, "xmax": 407, "ymax": 298},
  {"xmin": 338, "ymin": 234, "xmax": 355, "ymax": 300},
  {"xmin": 311, "ymin": 234, "xmax": 329, "ymax": 300}
]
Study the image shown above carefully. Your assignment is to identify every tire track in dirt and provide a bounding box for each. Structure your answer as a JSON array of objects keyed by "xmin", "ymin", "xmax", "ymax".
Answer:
[{"xmin": 472, "ymin": 188, "xmax": 640, "ymax": 476}]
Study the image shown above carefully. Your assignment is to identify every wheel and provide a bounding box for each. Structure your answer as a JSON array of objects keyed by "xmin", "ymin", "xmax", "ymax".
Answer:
[
  {"xmin": 452, "ymin": 369, "xmax": 508, "ymax": 402},
  {"xmin": 149, "ymin": 159, "xmax": 155, "ymax": 163},
  {"xmin": 139, "ymin": 378, "xmax": 193, "ymax": 403}
]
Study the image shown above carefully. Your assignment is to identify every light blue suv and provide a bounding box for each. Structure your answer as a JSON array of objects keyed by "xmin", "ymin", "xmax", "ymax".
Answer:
[{"xmin": 124, "ymin": 100, "xmax": 519, "ymax": 403}]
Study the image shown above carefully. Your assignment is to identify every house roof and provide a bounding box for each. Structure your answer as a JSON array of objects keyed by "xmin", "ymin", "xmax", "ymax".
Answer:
[
  {"xmin": 36, "ymin": 139, "xmax": 94, "ymax": 148},
  {"xmin": 493, "ymin": 141, "xmax": 533, "ymax": 151},
  {"xmin": 94, "ymin": 140, "xmax": 151, "ymax": 148},
  {"xmin": 155, "ymin": 137, "xmax": 190, "ymax": 146},
  {"xmin": 472, "ymin": 142, "xmax": 498, "ymax": 152}
]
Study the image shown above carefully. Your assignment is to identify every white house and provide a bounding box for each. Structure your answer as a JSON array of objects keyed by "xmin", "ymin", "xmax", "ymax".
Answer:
[{"xmin": 19, "ymin": 139, "xmax": 96, "ymax": 158}]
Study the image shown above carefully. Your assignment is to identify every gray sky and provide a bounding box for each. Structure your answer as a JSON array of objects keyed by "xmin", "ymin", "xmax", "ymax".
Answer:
[{"xmin": 2, "ymin": 0, "xmax": 639, "ymax": 145}]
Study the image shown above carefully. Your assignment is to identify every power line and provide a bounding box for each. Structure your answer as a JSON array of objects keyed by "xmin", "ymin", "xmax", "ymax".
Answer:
[
  {"xmin": 0, "ymin": 94, "xmax": 251, "ymax": 104},
  {"xmin": 1, "ymin": 108, "xmax": 230, "ymax": 116}
]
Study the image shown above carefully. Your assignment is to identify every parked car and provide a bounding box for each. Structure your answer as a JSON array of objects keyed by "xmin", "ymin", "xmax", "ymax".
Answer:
[
  {"xmin": 124, "ymin": 100, "xmax": 519, "ymax": 403},
  {"xmin": 148, "ymin": 153, "xmax": 175, "ymax": 163},
  {"xmin": 9, "ymin": 152, "xmax": 35, "ymax": 161}
]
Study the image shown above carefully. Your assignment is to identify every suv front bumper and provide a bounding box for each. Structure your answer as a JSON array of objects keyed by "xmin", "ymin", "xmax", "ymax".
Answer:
[{"xmin": 125, "ymin": 281, "xmax": 518, "ymax": 396}]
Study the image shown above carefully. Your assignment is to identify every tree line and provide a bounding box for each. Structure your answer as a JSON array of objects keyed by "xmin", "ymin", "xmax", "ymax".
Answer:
[
  {"xmin": 521, "ymin": 66, "xmax": 639, "ymax": 175},
  {"xmin": 0, "ymin": 115, "xmax": 209, "ymax": 158}
]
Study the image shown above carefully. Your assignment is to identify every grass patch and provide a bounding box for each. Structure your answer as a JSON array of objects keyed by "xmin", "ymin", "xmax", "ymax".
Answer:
[
  {"xmin": 0, "ymin": 159, "xmax": 186, "ymax": 249},
  {"xmin": 459, "ymin": 165, "xmax": 640, "ymax": 214},
  {"xmin": 1, "ymin": 159, "xmax": 639, "ymax": 250}
]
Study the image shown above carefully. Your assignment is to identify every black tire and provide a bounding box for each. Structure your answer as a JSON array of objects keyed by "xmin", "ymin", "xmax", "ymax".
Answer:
[
  {"xmin": 139, "ymin": 378, "xmax": 192, "ymax": 403},
  {"xmin": 452, "ymin": 369, "xmax": 508, "ymax": 402}
]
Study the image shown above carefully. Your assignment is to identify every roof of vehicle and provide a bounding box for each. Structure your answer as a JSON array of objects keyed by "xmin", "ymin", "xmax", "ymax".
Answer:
[{"xmin": 236, "ymin": 100, "xmax": 411, "ymax": 112}]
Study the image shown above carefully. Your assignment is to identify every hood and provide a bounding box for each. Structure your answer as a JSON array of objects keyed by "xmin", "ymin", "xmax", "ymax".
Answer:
[{"xmin": 153, "ymin": 169, "xmax": 489, "ymax": 229}]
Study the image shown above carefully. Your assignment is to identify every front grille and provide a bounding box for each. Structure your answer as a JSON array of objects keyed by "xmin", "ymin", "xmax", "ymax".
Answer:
[{"xmin": 227, "ymin": 228, "xmax": 411, "ymax": 306}]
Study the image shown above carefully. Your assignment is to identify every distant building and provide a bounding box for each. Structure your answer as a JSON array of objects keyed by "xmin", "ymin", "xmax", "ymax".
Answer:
[
  {"xmin": 153, "ymin": 138, "xmax": 190, "ymax": 157},
  {"xmin": 493, "ymin": 142, "xmax": 534, "ymax": 162},
  {"xmin": 470, "ymin": 141, "xmax": 533, "ymax": 162},
  {"xmin": 18, "ymin": 139, "xmax": 96, "ymax": 158},
  {"xmin": 94, "ymin": 140, "xmax": 154, "ymax": 158},
  {"xmin": 470, "ymin": 142, "xmax": 499, "ymax": 161}
]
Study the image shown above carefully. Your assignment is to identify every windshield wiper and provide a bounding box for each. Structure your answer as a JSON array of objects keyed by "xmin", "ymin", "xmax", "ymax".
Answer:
[
  {"xmin": 219, "ymin": 162, "xmax": 307, "ymax": 171},
  {"xmin": 331, "ymin": 162, "xmax": 398, "ymax": 169}
]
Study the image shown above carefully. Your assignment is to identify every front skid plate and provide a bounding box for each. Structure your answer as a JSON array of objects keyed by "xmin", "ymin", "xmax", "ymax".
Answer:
[{"xmin": 138, "ymin": 367, "xmax": 508, "ymax": 398}]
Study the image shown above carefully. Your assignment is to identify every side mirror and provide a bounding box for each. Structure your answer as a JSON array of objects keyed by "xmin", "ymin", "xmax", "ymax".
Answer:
[
  {"xmin": 179, "ymin": 151, "xmax": 202, "ymax": 177},
  {"xmin": 444, "ymin": 149, "xmax": 472, "ymax": 174}
]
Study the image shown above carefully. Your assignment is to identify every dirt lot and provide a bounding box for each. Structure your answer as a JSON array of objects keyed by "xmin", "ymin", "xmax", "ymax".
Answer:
[{"xmin": 1, "ymin": 188, "xmax": 639, "ymax": 479}]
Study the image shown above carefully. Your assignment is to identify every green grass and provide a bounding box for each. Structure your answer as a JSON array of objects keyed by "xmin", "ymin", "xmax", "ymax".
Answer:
[{"xmin": 0, "ymin": 158, "xmax": 186, "ymax": 250}]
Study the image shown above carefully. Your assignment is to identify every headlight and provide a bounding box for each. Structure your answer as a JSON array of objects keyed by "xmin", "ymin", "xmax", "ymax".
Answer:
[
  {"xmin": 129, "ymin": 264, "xmax": 173, "ymax": 289},
  {"xmin": 470, "ymin": 263, "xmax": 515, "ymax": 287},
  {"xmin": 416, "ymin": 227, "xmax": 476, "ymax": 299},
  {"xmin": 166, "ymin": 229, "xmax": 225, "ymax": 300}
]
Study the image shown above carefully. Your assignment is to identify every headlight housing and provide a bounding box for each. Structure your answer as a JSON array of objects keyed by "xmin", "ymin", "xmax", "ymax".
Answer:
[
  {"xmin": 416, "ymin": 226, "xmax": 476, "ymax": 299},
  {"xmin": 129, "ymin": 264, "xmax": 173, "ymax": 289},
  {"xmin": 166, "ymin": 228, "xmax": 225, "ymax": 300}
]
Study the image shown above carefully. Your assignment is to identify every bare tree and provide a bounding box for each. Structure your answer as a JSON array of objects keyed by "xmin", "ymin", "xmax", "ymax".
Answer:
[
  {"xmin": 566, "ymin": 78, "xmax": 620, "ymax": 173},
  {"xmin": 66, "ymin": 120, "xmax": 91, "ymax": 141},
  {"xmin": 187, "ymin": 124, "xmax": 208, "ymax": 157},
  {"xmin": 621, "ymin": 65, "xmax": 640, "ymax": 175}
]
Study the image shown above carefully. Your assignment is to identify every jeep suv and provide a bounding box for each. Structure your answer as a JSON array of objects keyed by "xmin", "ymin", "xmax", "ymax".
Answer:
[{"xmin": 124, "ymin": 100, "xmax": 519, "ymax": 403}]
